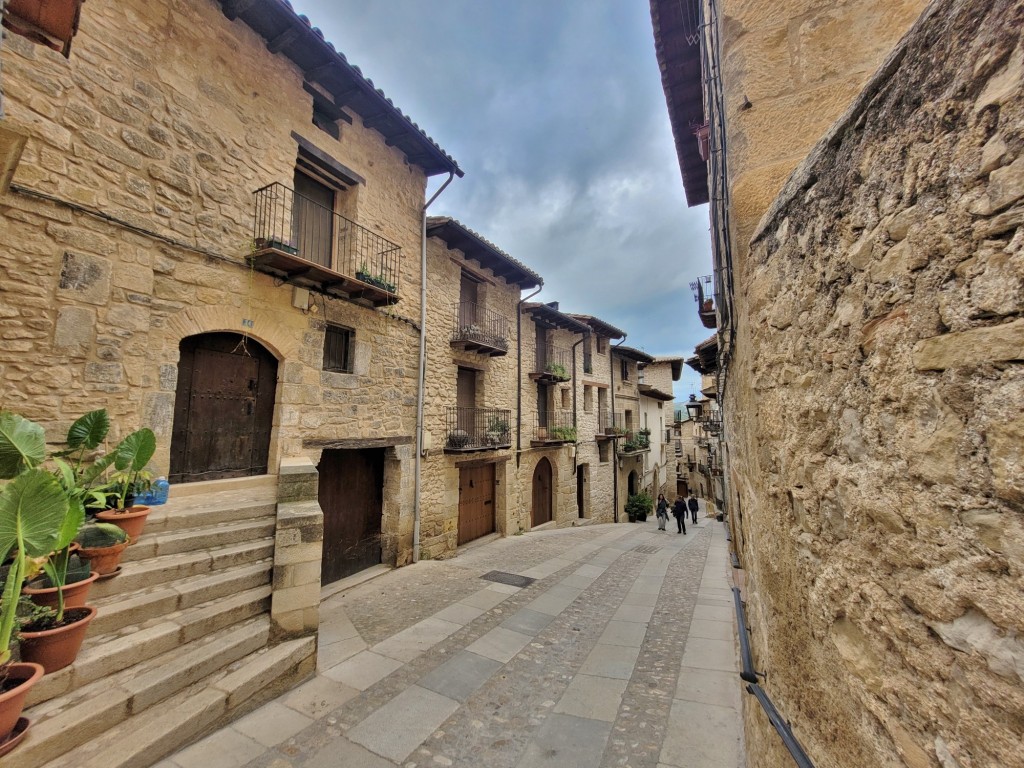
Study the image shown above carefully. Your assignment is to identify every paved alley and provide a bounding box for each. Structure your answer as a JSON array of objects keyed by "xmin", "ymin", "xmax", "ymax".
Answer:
[{"xmin": 159, "ymin": 516, "xmax": 744, "ymax": 768}]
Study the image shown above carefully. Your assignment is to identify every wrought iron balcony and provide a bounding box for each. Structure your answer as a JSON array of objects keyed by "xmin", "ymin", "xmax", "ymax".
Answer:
[
  {"xmin": 617, "ymin": 429, "xmax": 651, "ymax": 455},
  {"xmin": 444, "ymin": 406, "xmax": 512, "ymax": 452},
  {"xmin": 689, "ymin": 274, "xmax": 716, "ymax": 329},
  {"xmin": 450, "ymin": 301, "xmax": 510, "ymax": 357},
  {"xmin": 597, "ymin": 411, "xmax": 627, "ymax": 440},
  {"xmin": 250, "ymin": 182, "xmax": 401, "ymax": 307},
  {"xmin": 533, "ymin": 410, "xmax": 576, "ymax": 445},
  {"xmin": 530, "ymin": 344, "xmax": 572, "ymax": 383}
]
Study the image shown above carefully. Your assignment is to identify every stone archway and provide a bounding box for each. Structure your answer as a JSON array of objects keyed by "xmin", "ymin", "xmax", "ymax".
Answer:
[
  {"xmin": 628, "ymin": 470, "xmax": 638, "ymax": 497},
  {"xmin": 532, "ymin": 457, "xmax": 553, "ymax": 527},
  {"xmin": 169, "ymin": 332, "xmax": 278, "ymax": 483}
]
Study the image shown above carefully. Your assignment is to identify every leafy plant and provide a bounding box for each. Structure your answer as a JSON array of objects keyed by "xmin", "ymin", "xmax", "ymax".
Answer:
[
  {"xmin": 0, "ymin": 411, "xmax": 46, "ymax": 478},
  {"xmin": 487, "ymin": 416, "xmax": 510, "ymax": 434},
  {"xmin": 544, "ymin": 362, "xmax": 569, "ymax": 380},
  {"xmin": 75, "ymin": 522, "xmax": 129, "ymax": 549},
  {"xmin": 549, "ymin": 426, "xmax": 577, "ymax": 443},
  {"xmin": 109, "ymin": 428, "xmax": 156, "ymax": 510},
  {"xmin": 625, "ymin": 491, "xmax": 653, "ymax": 523}
]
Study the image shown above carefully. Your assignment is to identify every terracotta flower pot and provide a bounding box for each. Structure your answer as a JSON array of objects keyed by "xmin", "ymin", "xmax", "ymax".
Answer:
[
  {"xmin": 96, "ymin": 505, "xmax": 151, "ymax": 543},
  {"xmin": 19, "ymin": 606, "xmax": 98, "ymax": 674},
  {"xmin": 76, "ymin": 541, "xmax": 129, "ymax": 576},
  {"xmin": 0, "ymin": 663, "xmax": 43, "ymax": 742},
  {"xmin": 22, "ymin": 571, "xmax": 100, "ymax": 610}
]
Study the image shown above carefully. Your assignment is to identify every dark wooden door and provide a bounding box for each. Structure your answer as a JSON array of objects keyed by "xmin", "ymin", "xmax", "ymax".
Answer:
[
  {"xmin": 458, "ymin": 463, "xmax": 495, "ymax": 545},
  {"xmin": 293, "ymin": 171, "xmax": 334, "ymax": 268},
  {"xmin": 577, "ymin": 463, "xmax": 587, "ymax": 518},
  {"xmin": 319, "ymin": 448, "xmax": 384, "ymax": 584},
  {"xmin": 170, "ymin": 333, "xmax": 277, "ymax": 484},
  {"xmin": 532, "ymin": 457, "xmax": 552, "ymax": 527}
]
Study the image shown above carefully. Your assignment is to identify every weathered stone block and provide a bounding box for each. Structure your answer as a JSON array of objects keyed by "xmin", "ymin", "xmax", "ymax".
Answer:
[
  {"xmin": 913, "ymin": 319, "xmax": 1024, "ymax": 370},
  {"xmin": 58, "ymin": 251, "xmax": 111, "ymax": 305},
  {"xmin": 53, "ymin": 305, "xmax": 95, "ymax": 357}
]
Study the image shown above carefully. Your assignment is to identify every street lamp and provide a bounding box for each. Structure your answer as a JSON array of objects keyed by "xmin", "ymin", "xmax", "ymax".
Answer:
[{"xmin": 684, "ymin": 394, "xmax": 702, "ymax": 421}]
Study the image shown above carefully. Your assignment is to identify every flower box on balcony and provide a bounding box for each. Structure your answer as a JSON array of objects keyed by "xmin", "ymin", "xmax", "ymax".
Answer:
[
  {"xmin": 255, "ymin": 237, "xmax": 297, "ymax": 255},
  {"xmin": 356, "ymin": 271, "xmax": 397, "ymax": 294}
]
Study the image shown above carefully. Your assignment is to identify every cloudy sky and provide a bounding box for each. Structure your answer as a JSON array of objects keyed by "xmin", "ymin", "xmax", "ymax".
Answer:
[{"xmin": 291, "ymin": 0, "xmax": 712, "ymax": 398}]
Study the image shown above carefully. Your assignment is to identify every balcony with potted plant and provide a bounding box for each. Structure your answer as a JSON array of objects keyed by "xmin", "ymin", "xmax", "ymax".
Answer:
[
  {"xmin": 689, "ymin": 274, "xmax": 717, "ymax": 329},
  {"xmin": 532, "ymin": 410, "xmax": 577, "ymax": 447},
  {"xmin": 530, "ymin": 344, "xmax": 572, "ymax": 384},
  {"xmin": 617, "ymin": 428, "xmax": 651, "ymax": 456},
  {"xmin": 249, "ymin": 182, "xmax": 401, "ymax": 307},
  {"xmin": 444, "ymin": 407, "xmax": 513, "ymax": 452},
  {"xmin": 450, "ymin": 302, "xmax": 510, "ymax": 357},
  {"xmin": 596, "ymin": 411, "xmax": 626, "ymax": 441}
]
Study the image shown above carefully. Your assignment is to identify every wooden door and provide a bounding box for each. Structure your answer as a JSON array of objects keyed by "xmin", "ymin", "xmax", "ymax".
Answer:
[
  {"xmin": 577, "ymin": 463, "xmax": 588, "ymax": 518},
  {"xmin": 170, "ymin": 333, "xmax": 277, "ymax": 484},
  {"xmin": 457, "ymin": 368, "xmax": 476, "ymax": 435},
  {"xmin": 293, "ymin": 171, "xmax": 334, "ymax": 268},
  {"xmin": 532, "ymin": 457, "xmax": 552, "ymax": 527},
  {"xmin": 458, "ymin": 463, "xmax": 495, "ymax": 545},
  {"xmin": 318, "ymin": 449, "xmax": 384, "ymax": 585},
  {"xmin": 460, "ymin": 272, "xmax": 479, "ymax": 325}
]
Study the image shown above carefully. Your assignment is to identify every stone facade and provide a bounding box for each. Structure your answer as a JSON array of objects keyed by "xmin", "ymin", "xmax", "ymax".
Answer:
[
  {"xmin": 638, "ymin": 358, "xmax": 681, "ymax": 498},
  {"xmin": 573, "ymin": 324, "xmax": 620, "ymax": 525},
  {"xmin": 719, "ymin": 1, "xmax": 1024, "ymax": 766}
]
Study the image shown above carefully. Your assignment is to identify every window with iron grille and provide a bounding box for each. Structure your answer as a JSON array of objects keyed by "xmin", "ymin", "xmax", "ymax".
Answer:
[
  {"xmin": 621, "ymin": 358, "xmax": 630, "ymax": 381},
  {"xmin": 323, "ymin": 324, "xmax": 354, "ymax": 373}
]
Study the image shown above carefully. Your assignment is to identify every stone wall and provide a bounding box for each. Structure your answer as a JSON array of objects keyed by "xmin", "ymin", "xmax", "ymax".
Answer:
[
  {"xmin": 0, "ymin": 0, "xmax": 431, "ymax": 565},
  {"xmin": 717, "ymin": 0, "xmax": 927, "ymax": 248},
  {"xmin": 727, "ymin": 0, "xmax": 1024, "ymax": 765},
  {"xmin": 577, "ymin": 334, "xmax": 616, "ymax": 524}
]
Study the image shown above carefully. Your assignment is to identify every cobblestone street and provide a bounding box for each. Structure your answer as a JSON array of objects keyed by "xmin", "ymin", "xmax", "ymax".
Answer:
[{"xmin": 159, "ymin": 516, "xmax": 744, "ymax": 768}]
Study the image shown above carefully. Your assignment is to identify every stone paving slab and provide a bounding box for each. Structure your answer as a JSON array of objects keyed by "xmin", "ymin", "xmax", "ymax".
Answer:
[
  {"xmin": 515, "ymin": 713, "xmax": 614, "ymax": 768},
  {"xmin": 554, "ymin": 674, "xmax": 629, "ymax": 721},
  {"xmin": 501, "ymin": 607, "xmax": 556, "ymax": 636},
  {"xmin": 321, "ymin": 650, "xmax": 403, "ymax": 690},
  {"xmin": 230, "ymin": 701, "xmax": 313, "ymax": 748},
  {"xmin": 676, "ymin": 667, "xmax": 743, "ymax": 709},
  {"xmin": 466, "ymin": 626, "xmax": 534, "ymax": 663},
  {"xmin": 660, "ymin": 699, "xmax": 743, "ymax": 768},
  {"xmin": 347, "ymin": 684, "xmax": 460, "ymax": 762},
  {"xmin": 418, "ymin": 650, "xmax": 503, "ymax": 703}
]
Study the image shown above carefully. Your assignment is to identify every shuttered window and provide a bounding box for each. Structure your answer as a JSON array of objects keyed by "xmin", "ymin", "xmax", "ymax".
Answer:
[{"xmin": 324, "ymin": 324, "xmax": 353, "ymax": 373}]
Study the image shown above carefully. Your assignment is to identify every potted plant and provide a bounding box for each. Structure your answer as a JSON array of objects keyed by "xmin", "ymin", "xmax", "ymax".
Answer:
[
  {"xmin": 96, "ymin": 428, "xmax": 156, "ymax": 543},
  {"xmin": 544, "ymin": 361, "xmax": 568, "ymax": 380},
  {"xmin": 75, "ymin": 523, "xmax": 129, "ymax": 577},
  {"xmin": 21, "ymin": 555, "xmax": 96, "ymax": 611},
  {"xmin": 255, "ymin": 236, "xmax": 297, "ymax": 255},
  {"xmin": 625, "ymin": 491, "xmax": 652, "ymax": 523},
  {"xmin": 486, "ymin": 417, "xmax": 510, "ymax": 446}
]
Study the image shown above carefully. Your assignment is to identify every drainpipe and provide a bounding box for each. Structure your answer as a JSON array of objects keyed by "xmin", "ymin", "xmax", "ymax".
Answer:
[
  {"xmin": 570, "ymin": 332, "xmax": 587, "ymax": 476},
  {"xmin": 515, "ymin": 285, "xmax": 543, "ymax": 468},
  {"xmin": 610, "ymin": 335, "xmax": 627, "ymax": 522},
  {"xmin": 413, "ymin": 172, "xmax": 455, "ymax": 564}
]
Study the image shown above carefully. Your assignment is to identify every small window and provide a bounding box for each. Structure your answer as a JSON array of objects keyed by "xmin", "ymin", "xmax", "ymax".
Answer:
[
  {"xmin": 583, "ymin": 336, "xmax": 593, "ymax": 374},
  {"xmin": 313, "ymin": 106, "xmax": 340, "ymax": 140},
  {"xmin": 599, "ymin": 441, "xmax": 610, "ymax": 463},
  {"xmin": 584, "ymin": 386, "xmax": 593, "ymax": 413},
  {"xmin": 323, "ymin": 324, "xmax": 353, "ymax": 373},
  {"xmin": 621, "ymin": 359, "xmax": 630, "ymax": 381},
  {"xmin": 596, "ymin": 337, "xmax": 607, "ymax": 354},
  {"xmin": 561, "ymin": 388, "xmax": 570, "ymax": 409}
]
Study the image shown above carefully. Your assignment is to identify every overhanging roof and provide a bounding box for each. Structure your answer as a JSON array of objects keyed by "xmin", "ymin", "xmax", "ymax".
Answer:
[
  {"xmin": 220, "ymin": 0, "xmax": 462, "ymax": 178},
  {"xmin": 685, "ymin": 334, "xmax": 718, "ymax": 374},
  {"xmin": 426, "ymin": 217, "xmax": 542, "ymax": 289},
  {"xmin": 522, "ymin": 303, "xmax": 591, "ymax": 334},
  {"xmin": 567, "ymin": 314, "xmax": 626, "ymax": 340},
  {"xmin": 654, "ymin": 355, "xmax": 684, "ymax": 380},
  {"xmin": 639, "ymin": 384, "xmax": 675, "ymax": 401},
  {"xmin": 613, "ymin": 345, "xmax": 656, "ymax": 364},
  {"xmin": 650, "ymin": 0, "xmax": 708, "ymax": 206}
]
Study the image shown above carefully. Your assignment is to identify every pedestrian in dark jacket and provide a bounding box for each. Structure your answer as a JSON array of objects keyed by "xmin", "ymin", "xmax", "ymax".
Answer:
[
  {"xmin": 672, "ymin": 498, "xmax": 687, "ymax": 534},
  {"xmin": 656, "ymin": 493, "xmax": 669, "ymax": 531},
  {"xmin": 688, "ymin": 494, "xmax": 699, "ymax": 525}
]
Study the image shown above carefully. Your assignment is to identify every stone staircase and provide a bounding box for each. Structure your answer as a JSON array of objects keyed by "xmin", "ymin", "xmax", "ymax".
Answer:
[{"xmin": 17, "ymin": 475, "xmax": 318, "ymax": 768}]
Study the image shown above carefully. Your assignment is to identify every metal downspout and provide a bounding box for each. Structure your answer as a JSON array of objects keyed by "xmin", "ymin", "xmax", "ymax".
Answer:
[
  {"xmin": 610, "ymin": 335, "xmax": 627, "ymax": 522},
  {"xmin": 516, "ymin": 285, "xmax": 543, "ymax": 468},
  {"xmin": 413, "ymin": 171, "xmax": 455, "ymax": 564},
  {"xmin": 571, "ymin": 333, "xmax": 587, "ymax": 476}
]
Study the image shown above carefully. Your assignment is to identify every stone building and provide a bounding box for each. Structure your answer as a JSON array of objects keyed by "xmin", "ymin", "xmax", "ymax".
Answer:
[
  {"xmin": 0, "ymin": 0, "xmax": 461, "ymax": 761},
  {"xmin": 639, "ymin": 355, "xmax": 682, "ymax": 498},
  {"xmin": 653, "ymin": 0, "xmax": 1024, "ymax": 766},
  {"xmin": 610, "ymin": 345, "xmax": 655, "ymax": 512},
  {"xmin": 418, "ymin": 216, "xmax": 541, "ymax": 556}
]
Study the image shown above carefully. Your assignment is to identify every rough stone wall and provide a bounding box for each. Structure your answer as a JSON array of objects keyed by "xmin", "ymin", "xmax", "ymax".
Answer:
[
  {"xmin": 417, "ymin": 236, "xmax": 519, "ymax": 558},
  {"xmin": 0, "ymin": 0, "xmax": 427, "ymax": 486},
  {"xmin": 728, "ymin": 1, "xmax": 1024, "ymax": 765},
  {"xmin": 577, "ymin": 335, "xmax": 616, "ymax": 524},
  {"xmin": 718, "ymin": 0, "xmax": 927, "ymax": 248}
]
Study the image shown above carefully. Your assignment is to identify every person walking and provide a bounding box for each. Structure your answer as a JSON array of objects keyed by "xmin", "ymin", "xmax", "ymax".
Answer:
[
  {"xmin": 672, "ymin": 497, "xmax": 687, "ymax": 534},
  {"xmin": 688, "ymin": 493, "xmax": 699, "ymax": 525},
  {"xmin": 656, "ymin": 493, "xmax": 669, "ymax": 531}
]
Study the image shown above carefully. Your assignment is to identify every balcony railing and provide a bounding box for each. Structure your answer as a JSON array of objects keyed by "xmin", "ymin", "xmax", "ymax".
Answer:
[
  {"xmin": 597, "ymin": 411, "xmax": 627, "ymax": 439},
  {"xmin": 618, "ymin": 429, "xmax": 651, "ymax": 455},
  {"xmin": 689, "ymin": 274, "xmax": 716, "ymax": 329},
  {"xmin": 250, "ymin": 182, "xmax": 401, "ymax": 307},
  {"xmin": 531, "ymin": 344, "xmax": 572, "ymax": 383},
  {"xmin": 533, "ymin": 410, "xmax": 576, "ymax": 444},
  {"xmin": 450, "ymin": 301, "xmax": 510, "ymax": 357},
  {"xmin": 444, "ymin": 406, "xmax": 512, "ymax": 452}
]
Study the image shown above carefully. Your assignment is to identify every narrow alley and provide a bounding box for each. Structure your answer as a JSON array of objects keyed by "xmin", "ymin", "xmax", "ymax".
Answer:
[{"xmin": 158, "ymin": 516, "xmax": 743, "ymax": 768}]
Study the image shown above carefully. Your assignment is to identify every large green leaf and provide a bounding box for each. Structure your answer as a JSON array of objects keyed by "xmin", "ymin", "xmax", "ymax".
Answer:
[
  {"xmin": 0, "ymin": 412, "xmax": 46, "ymax": 479},
  {"xmin": 114, "ymin": 429, "xmax": 157, "ymax": 473},
  {"xmin": 67, "ymin": 409, "xmax": 110, "ymax": 451},
  {"xmin": 0, "ymin": 469, "xmax": 68, "ymax": 559}
]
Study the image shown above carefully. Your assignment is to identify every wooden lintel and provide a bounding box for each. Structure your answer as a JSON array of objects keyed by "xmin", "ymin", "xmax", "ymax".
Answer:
[
  {"xmin": 447, "ymin": 255, "xmax": 496, "ymax": 285},
  {"xmin": 304, "ymin": 62, "xmax": 337, "ymax": 81},
  {"xmin": 303, "ymin": 436, "xmax": 413, "ymax": 449},
  {"xmin": 362, "ymin": 112, "xmax": 391, "ymax": 131},
  {"xmin": 454, "ymin": 455, "xmax": 511, "ymax": 468},
  {"xmin": 267, "ymin": 27, "xmax": 300, "ymax": 53},
  {"xmin": 284, "ymin": 266, "xmax": 313, "ymax": 279},
  {"xmin": 223, "ymin": 0, "xmax": 257, "ymax": 20}
]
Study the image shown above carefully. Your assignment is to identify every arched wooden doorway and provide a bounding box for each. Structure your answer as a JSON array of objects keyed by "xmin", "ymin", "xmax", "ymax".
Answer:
[
  {"xmin": 532, "ymin": 457, "xmax": 553, "ymax": 527},
  {"xmin": 628, "ymin": 470, "xmax": 638, "ymax": 497},
  {"xmin": 170, "ymin": 333, "xmax": 277, "ymax": 483}
]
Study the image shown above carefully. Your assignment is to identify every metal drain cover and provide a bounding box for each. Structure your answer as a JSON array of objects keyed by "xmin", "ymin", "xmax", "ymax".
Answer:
[
  {"xmin": 481, "ymin": 570, "xmax": 536, "ymax": 588},
  {"xmin": 633, "ymin": 545, "xmax": 662, "ymax": 554}
]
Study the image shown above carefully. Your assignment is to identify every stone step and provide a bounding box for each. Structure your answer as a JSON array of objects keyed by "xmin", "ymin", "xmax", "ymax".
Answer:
[
  {"xmin": 88, "ymin": 560, "xmax": 273, "ymax": 637},
  {"xmin": 18, "ymin": 615, "xmax": 275, "ymax": 768},
  {"xmin": 28, "ymin": 579, "xmax": 273, "ymax": 707},
  {"xmin": 166, "ymin": 474, "xmax": 278, "ymax": 501},
  {"xmin": 124, "ymin": 517, "xmax": 277, "ymax": 562},
  {"xmin": 142, "ymin": 492, "xmax": 277, "ymax": 536},
  {"xmin": 37, "ymin": 635, "xmax": 316, "ymax": 768},
  {"xmin": 91, "ymin": 538, "xmax": 275, "ymax": 599}
]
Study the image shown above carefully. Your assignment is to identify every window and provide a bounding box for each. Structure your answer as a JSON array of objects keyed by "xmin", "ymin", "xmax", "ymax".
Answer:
[
  {"xmin": 596, "ymin": 336, "xmax": 607, "ymax": 354},
  {"xmin": 312, "ymin": 105, "xmax": 340, "ymax": 140},
  {"xmin": 294, "ymin": 170, "xmax": 335, "ymax": 268},
  {"xmin": 323, "ymin": 324, "xmax": 353, "ymax": 373},
  {"xmin": 621, "ymin": 359, "xmax": 630, "ymax": 381},
  {"xmin": 583, "ymin": 336, "xmax": 593, "ymax": 374},
  {"xmin": 561, "ymin": 388, "xmax": 570, "ymax": 409},
  {"xmin": 584, "ymin": 386, "xmax": 593, "ymax": 413},
  {"xmin": 599, "ymin": 441, "xmax": 610, "ymax": 463}
]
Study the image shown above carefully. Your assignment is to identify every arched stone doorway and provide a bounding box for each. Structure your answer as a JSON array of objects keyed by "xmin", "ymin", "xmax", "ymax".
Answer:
[
  {"xmin": 532, "ymin": 457, "xmax": 553, "ymax": 527},
  {"xmin": 628, "ymin": 470, "xmax": 638, "ymax": 497},
  {"xmin": 170, "ymin": 332, "xmax": 278, "ymax": 483}
]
